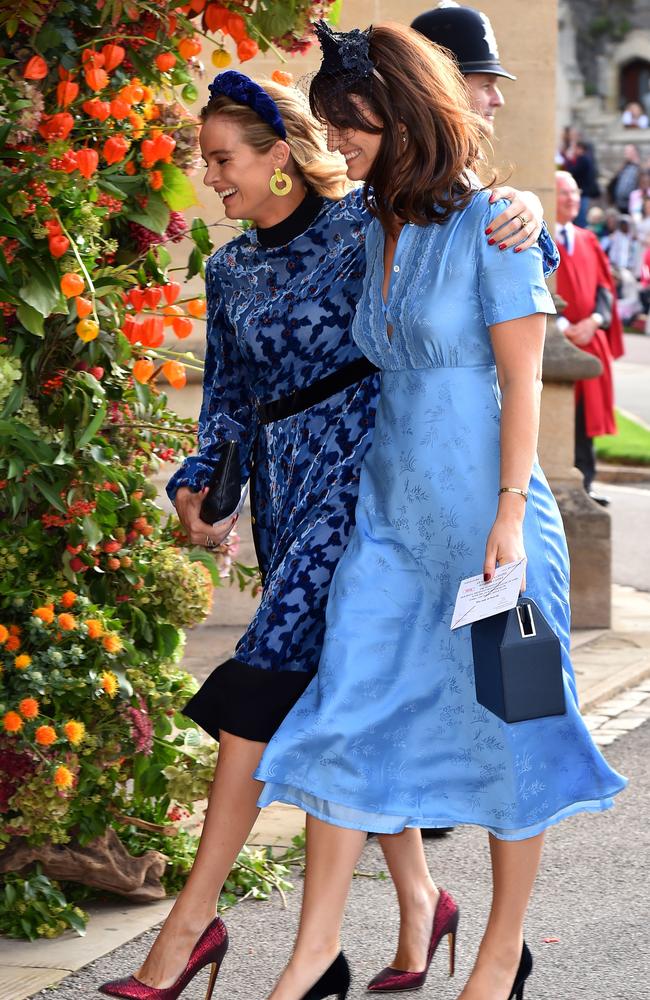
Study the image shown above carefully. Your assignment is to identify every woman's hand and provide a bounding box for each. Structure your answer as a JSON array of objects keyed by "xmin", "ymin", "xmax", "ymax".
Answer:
[
  {"xmin": 485, "ymin": 186, "xmax": 544, "ymax": 252},
  {"xmin": 175, "ymin": 486, "xmax": 238, "ymax": 549},
  {"xmin": 483, "ymin": 510, "xmax": 527, "ymax": 591}
]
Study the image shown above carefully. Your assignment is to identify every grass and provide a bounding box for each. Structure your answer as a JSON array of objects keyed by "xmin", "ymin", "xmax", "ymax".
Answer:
[{"xmin": 596, "ymin": 409, "xmax": 650, "ymax": 466}]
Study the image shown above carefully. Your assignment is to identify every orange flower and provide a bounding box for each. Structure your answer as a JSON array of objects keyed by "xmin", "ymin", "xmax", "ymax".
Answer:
[
  {"xmin": 9, "ymin": 625, "xmax": 21, "ymax": 637},
  {"xmin": 60, "ymin": 273, "xmax": 85, "ymax": 298},
  {"xmin": 187, "ymin": 298, "xmax": 206, "ymax": 318},
  {"xmin": 14, "ymin": 654, "xmax": 32, "ymax": 670},
  {"xmin": 155, "ymin": 52, "xmax": 176, "ymax": 72},
  {"xmin": 35, "ymin": 724, "xmax": 57, "ymax": 746},
  {"xmin": 76, "ymin": 148, "xmax": 99, "ymax": 180},
  {"xmin": 149, "ymin": 169, "xmax": 163, "ymax": 191},
  {"xmin": 5, "ymin": 635, "xmax": 20, "ymax": 652},
  {"xmin": 60, "ymin": 591, "xmax": 77, "ymax": 608},
  {"xmin": 63, "ymin": 720, "xmax": 85, "ymax": 745},
  {"xmin": 33, "ymin": 605, "xmax": 55, "ymax": 624},
  {"xmin": 133, "ymin": 358, "xmax": 155, "ymax": 384},
  {"xmin": 84, "ymin": 66, "xmax": 109, "ymax": 92},
  {"xmin": 0, "ymin": 624, "xmax": 8, "ymax": 644},
  {"xmin": 75, "ymin": 296, "xmax": 93, "ymax": 319},
  {"xmin": 237, "ymin": 38, "xmax": 259, "ymax": 63},
  {"xmin": 38, "ymin": 112, "xmax": 74, "ymax": 141},
  {"xmin": 85, "ymin": 618, "xmax": 103, "ymax": 639},
  {"xmin": 23, "ymin": 55, "xmax": 48, "ymax": 80},
  {"xmin": 162, "ymin": 360, "xmax": 187, "ymax": 389},
  {"xmin": 3, "ymin": 711, "xmax": 23, "ymax": 734},
  {"xmin": 19, "ymin": 698, "xmax": 39, "ymax": 720},
  {"xmin": 100, "ymin": 670, "xmax": 118, "ymax": 697},
  {"xmin": 101, "ymin": 43, "xmax": 126, "ymax": 72},
  {"xmin": 57, "ymin": 613, "xmax": 76, "ymax": 631},
  {"xmin": 102, "ymin": 634, "xmax": 123, "ymax": 654},
  {"xmin": 103, "ymin": 136, "xmax": 130, "ymax": 165},
  {"xmin": 271, "ymin": 69, "xmax": 293, "ymax": 87},
  {"xmin": 54, "ymin": 765, "xmax": 74, "ymax": 790},
  {"xmin": 124, "ymin": 160, "xmax": 137, "ymax": 176},
  {"xmin": 56, "ymin": 80, "xmax": 79, "ymax": 107}
]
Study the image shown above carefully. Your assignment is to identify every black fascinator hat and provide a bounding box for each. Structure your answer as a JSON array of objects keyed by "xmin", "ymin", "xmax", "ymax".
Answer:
[{"xmin": 309, "ymin": 20, "xmax": 385, "ymax": 132}]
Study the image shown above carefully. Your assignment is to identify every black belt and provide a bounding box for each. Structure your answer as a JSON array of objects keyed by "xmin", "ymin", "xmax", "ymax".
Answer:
[{"xmin": 257, "ymin": 357, "xmax": 379, "ymax": 425}]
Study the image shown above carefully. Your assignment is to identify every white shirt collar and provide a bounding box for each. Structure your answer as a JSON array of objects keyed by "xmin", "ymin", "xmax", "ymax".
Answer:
[{"xmin": 556, "ymin": 220, "xmax": 575, "ymax": 255}]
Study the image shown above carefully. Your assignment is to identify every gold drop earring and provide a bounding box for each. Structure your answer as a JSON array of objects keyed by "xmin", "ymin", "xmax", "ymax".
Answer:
[{"xmin": 270, "ymin": 167, "xmax": 293, "ymax": 196}]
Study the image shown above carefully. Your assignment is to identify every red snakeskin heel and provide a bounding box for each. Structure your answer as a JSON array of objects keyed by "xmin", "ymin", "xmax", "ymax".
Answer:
[
  {"xmin": 98, "ymin": 916, "xmax": 228, "ymax": 1000},
  {"xmin": 367, "ymin": 888, "xmax": 459, "ymax": 993}
]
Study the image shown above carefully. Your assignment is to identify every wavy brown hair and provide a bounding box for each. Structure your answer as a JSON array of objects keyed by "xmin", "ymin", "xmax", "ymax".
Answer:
[
  {"xmin": 310, "ymin": 22, "xmax": 486, "ymax": 230},
  {"xmin": 201, "ymin": 81, "xmax": 349, "ymax": 201}
]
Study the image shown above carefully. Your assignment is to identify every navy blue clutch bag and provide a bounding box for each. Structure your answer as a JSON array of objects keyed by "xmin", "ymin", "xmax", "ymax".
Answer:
[{"xmin": 471, "ymin": 598, "xmax": 567, "ymax": 723}]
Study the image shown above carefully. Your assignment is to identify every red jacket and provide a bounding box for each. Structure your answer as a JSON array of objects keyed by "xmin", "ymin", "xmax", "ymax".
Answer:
[{"xmin": 556, "ymin": 226, "xmax": 624, "ymax": 437}]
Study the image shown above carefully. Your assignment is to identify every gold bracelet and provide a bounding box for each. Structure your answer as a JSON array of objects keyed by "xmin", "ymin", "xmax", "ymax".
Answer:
[{"xmin": 498, "ymin": 487, "xmax": 528, "ymax": 501}]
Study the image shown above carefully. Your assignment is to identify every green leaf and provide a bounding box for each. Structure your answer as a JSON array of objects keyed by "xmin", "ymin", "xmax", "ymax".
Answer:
[
  {"xmin": 186, "ymin": 246, "xmax": 204, "ymax": 281},
  {"xmin": 190, "ymin": 217, "xmax": 213, "ymax": 255},
  {"xmin": 20, "ymin": 266, "xmax": 61, "ymax": 318},
  {"xmin": 16, "ymin": 302, "xmax": 44, "ymax": 337},
  {"xmin": 31, "ymin": 476, "xmax": 67, "ymax": 513},
  {"xmin": 160, "ymin": 163, "xmax": 198, "ymax": 212},
  {"xmin": 76, "ymin": 400, "xmax": 107, "ymax": 450},
  {"xmin": 125, "ymin": 192, "xmax": 170, "ymax": 236},
  {"xmin": 81, "ymin": 515, "xmax": 102, "ymax": 548},
  {"xmin": 66, "ymin": 910, "xmax": 87, "ymax": 936}
]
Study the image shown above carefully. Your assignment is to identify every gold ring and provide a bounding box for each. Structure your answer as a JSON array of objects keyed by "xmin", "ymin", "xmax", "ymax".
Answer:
[{"xmin": 518, "ymin": 215, "xmax": 528, "ymax": 230}]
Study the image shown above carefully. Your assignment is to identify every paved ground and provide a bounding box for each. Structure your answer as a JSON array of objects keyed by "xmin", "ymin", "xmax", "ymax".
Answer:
[
  {"xmin": 615, "ymin": 333, "xmax": 650, "ymax": 428},
  {"xmin": 32, "ymin": 713, "xmax": 649, "ymax": 1000}
]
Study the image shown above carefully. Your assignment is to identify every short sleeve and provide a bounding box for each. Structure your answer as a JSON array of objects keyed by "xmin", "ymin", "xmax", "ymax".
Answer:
[
  {"xmin": 537, "ymin": 221, "xmax": 560, "ymax": 277},
  {"xmin": 166, "ymin": 256, "xmax": 258, "ymax": 504},
  {"xmin": 477, "ymin": 196, "xmax": 557, "ymax": 328}
]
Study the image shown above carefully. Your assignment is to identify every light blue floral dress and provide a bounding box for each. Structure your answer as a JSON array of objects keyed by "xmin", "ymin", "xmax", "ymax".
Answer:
[{"xmin": 255, "ymin": 191, "xmax": 627, "ymax": 840}]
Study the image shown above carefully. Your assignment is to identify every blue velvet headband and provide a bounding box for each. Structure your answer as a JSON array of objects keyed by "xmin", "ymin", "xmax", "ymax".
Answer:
[{"xmin": 207, "ymin": 70, "xmax": 287, "ymax": 140}]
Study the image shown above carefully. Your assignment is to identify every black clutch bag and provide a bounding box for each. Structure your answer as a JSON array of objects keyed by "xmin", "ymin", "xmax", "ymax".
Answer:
[
  {"xmin": 471, "ymin": 598, "xmax": 566, "ymax": 723},
  {"xmin": 595, "ymin": 285, "xmax": 614, "ymax": 329},
  {"xmin": 199, "ymin": 441, "xmax": 242, "ymax": 525}
]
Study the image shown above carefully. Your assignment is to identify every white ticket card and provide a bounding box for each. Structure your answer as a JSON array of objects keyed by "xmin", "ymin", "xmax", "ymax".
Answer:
[{"xmin": 450, "ymin": 558, "xmax": 526, "ymax": 630}]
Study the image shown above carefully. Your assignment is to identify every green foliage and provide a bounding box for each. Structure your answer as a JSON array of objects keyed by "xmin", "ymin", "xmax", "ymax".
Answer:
[
  {"xmin": 596, "ymin": 409, "xmax": 650, "ymax": 466},
  {"xmin": 0, "ymin": 866, "xmax": 88, "ymax": 940}
]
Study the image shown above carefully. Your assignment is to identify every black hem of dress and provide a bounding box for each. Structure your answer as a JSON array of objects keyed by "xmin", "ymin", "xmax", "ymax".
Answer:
[{"xmin": 182, "ymin": 657, "xmax": 314, "ymax": 743}]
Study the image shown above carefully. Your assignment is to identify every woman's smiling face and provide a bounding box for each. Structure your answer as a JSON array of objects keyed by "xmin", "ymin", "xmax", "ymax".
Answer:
[
  {"xmin": 200, "ymin": 115, "xmax": 281, "ymax": 222},
  {"xmin": 322, "ymin": 96, "xmax": 383, "ymax": 183}
]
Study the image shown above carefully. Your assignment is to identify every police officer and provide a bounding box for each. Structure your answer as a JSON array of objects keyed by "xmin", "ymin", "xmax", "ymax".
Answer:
[{"xmin": 411, "ymin": 1, "xmax": 515, "ymax": 137}]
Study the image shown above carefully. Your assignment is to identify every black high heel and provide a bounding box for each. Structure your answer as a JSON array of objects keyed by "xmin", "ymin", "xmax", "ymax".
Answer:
[
  {"xmin": 508, "ymin": 942, "xmax": 533, "ymax": 1000},
  {"xmin": 301, "ymin": 952, "xmax": 350, "ymax": 1000}
]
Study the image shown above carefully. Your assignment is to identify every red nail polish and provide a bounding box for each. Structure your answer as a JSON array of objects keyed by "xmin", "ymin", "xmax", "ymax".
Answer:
[
  {"xmin": 514, "ymin": 246, "xmax": 522, "ymax": 253},
  {"xmin": 484, "ymin": 573, "xmax": 492, "ymax": 583},
  {"xmin": 499, "ymin": 243, "xmax": 507, "ymax": 250},
  {"xmin": 485, "ymin": 227, "xmax": 493, "ymax": 235},
  {"xmin": 488, "ymin": 238, "xmax": 496, "ymax": 245}
]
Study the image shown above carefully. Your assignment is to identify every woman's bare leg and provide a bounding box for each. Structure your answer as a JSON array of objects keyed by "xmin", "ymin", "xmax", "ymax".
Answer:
[
  {"xmin": 268, "ymin": 815, "xmax": 366, "ymax": 1000},
  {"xmin": 458, "ymin": 832, "xmax": 544, "ymax": 999},
  {"xmin": 376, "ymin": 829, "xmax": 440, "ymax": 970},
  {"xmin": 135, "ymin": 730, "xmax": 266, "ymax": 988}
]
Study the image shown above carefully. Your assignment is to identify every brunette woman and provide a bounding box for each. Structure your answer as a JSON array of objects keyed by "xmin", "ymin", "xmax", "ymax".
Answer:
[
  {"xmin": 256, "ymin": 23, "xmax": 626, "ymax": 1000},
  {"xmin": 99, "ymin": 69, "xmax": 557, "ymax": 1000}
]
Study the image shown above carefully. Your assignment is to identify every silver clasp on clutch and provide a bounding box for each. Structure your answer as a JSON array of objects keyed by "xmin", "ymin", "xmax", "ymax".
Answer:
[{"xmin": 516, "ymin": 604, "xmax": 537, "ymax": 639}]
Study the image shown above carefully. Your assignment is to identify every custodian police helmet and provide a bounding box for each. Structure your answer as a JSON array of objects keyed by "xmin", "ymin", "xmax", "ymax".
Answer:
[{"xmin": 411, "ymin": 1, "xmax": 516, "ymax": 81}]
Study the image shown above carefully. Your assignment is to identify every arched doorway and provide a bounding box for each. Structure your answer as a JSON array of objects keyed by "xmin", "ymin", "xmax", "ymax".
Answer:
[{"xmin": 620, "ymin": 58, "xmax": 650, "ymax": 108}]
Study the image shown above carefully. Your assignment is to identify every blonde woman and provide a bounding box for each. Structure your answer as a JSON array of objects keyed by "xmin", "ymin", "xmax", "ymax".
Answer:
[{"xmin": 100, "ymin": 72, "xmax": 555, "ymax": 1000}]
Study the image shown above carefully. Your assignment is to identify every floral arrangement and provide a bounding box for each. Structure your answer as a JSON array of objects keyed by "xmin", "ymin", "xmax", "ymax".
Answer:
[{"xmin": 0, "ymin": 0, "xmax": 330, "ymax": 938}]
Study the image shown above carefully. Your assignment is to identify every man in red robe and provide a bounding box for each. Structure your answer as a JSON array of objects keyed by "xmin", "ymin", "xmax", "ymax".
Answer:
[{"xmin": 555, "ymin": 171, "xmax": 625, "ymax": 506}]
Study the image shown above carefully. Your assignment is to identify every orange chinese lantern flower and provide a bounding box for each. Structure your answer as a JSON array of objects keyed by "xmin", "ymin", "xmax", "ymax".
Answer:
[
  {"xmin": 141, "ymin": 314, "xmax": 164, "ymax": 347},
  {"xmin": 155, "ymin": 52, "xmax": 176, "ymax": 73},
  {"xmin": 205, "ymin": 3, "xmax": 229, "ymax": 32},
  {"xmin": 110, "ymin": 97, "xmax": 131, "ymax": 120},
  {"xmin": 190, "ymin": 0, "xmax": 206, "ymax": 12},
  {"xmin": 75, "ymin": 296, "xmax": 93, "ymax": 319},
  {"xmin": 143, "ymin": 286, "xmax": 162, "ymax": 309},
  {"xmin": 38, "ymin": 113, "xmax": 74, "ymax": 140},
  {"xmin": 35, "ymin": 724, "xmax": 57, "ymax": 747},
  {"xmin": 237, "ymin": 38, "xmax": 259, "ymax": 63},
  {"xmin": 128, "ymin": 287, "xmax": 145, "ymax": 310},
  {"xmin": 227, "ymin": 13, "xmax": 247, "ymax": 41},
  {"xmin": 49, "ymin": 235, "xmax": 71, "ymax": 259},
  {"xmin": 57, "ymin": 612, "xmax": 76, "ymax": 631},
  {"xmin": 163, "ymin": 304, "xmax": 183, "ymax": 327},
  {"xmin": 19, "ymin": 698, "xmax": 39, "ymax": 720},
  {"xmin": 56, "ymin": 80, "xmax": 79, "ymax": 107},
  {"xmin": 33, "ymin": 605, "xmax": 55, "ymax": 624},
  {"xmin": 103, "ymin": 136, "xmax": 130, "ymax": 164},
  {"xmin": 179, "ymin": 37, "xmax": 202, "ymax": 60},
  {"xmin": 124, "ymin": 160, "xmax": 137, "ymax": 175},
  {"xmin": 14, "ymin": 654, "xmax": 32, "ymax": 670},
  {"xmin": 54, "ymin": 765, "xmax": 74, "ymax": 790},
  {"xmin": 23, "ymin": 55, "xmax": 48, "ymax": 80},
  {"xmin": 3, "ymin": 711, "xmax": 23, "ymax": 734},
  {"xmin": 129, "ymin": 112, "xmax": 145, "ymax": 139},
  {"xmin": 149, "ymin": 169, "xmax": 163, "ymax": 190},
  {"xmin": 162, "ymin": 281, "xmax": 181, "ymax": 305},
  {"xmin": 82, "ymin": 98, "xmax": 111, "ymax": 121},
  {"xmin": 172, "ymin": 315, "xmax": 193, "ymax": 339},
  {"xmin": 76, "ymin": 319, "xmax": 99, "ymax": 342},
  {"xmin": 162, "ymin": 360, "xmax": 187, "ymax": 388},
  {"xmin": 84, "ymin": 66, "xmax": 109, "ymax": 92},
  {"xmin": 76, "ymin": 148, "xmax": 99, "ymax": 179},
  {"xmin": 187, "ymin": 298, "xmax": 206, "ymax": 318},
  {"xmin": 60, "ymin": 591, "xmax": 77, "ymax": 608},
  {"xmin": 60, "ymin": 273, "xmax": 85, "ymax": 298},
  {"xmin": 133, "ymin": 358, "xmax": 155, "ymax": 383},
  {"xmin": 82, "ymin": 48, "xmax": 105, "ymax": 67},
  {"xmin": 155, "ymin": 133, "xmax": 176, "ymax": 160},
  {"xmin": 272, "ymin": 69, "xmax": 293, "ymax": 87},
  {"xmin": 101, "ymin": 43, "xmax": 126, "ymax": 71}
]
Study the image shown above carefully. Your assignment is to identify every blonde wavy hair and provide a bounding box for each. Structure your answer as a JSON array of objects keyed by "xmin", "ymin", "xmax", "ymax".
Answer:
[{"xmin": 200, "ymin": 80, "xmax": 350, "ymax": 201}]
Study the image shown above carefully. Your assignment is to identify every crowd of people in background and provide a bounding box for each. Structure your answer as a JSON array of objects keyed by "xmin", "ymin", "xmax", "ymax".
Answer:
[{"xmin": 558, "ymin": 128, "xmax": 650, "ymax": 332}]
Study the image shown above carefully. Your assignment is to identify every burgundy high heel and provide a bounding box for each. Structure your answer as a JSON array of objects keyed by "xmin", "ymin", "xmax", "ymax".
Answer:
[
  {"xmin": 367, "ymin": 888, "xmax": 459, "ymax": 993},
  {"xmin": 98, "ymin": 916, "xmax": 228, "ymax": 999}
]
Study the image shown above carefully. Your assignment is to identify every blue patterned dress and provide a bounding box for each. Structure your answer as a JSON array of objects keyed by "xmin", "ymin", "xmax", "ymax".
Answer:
[
  {"xmin": 168, "ymin": 189, "xmax": 560, "ymax": 745},
  {"xmin": 256, "ymin": 191, "xmax": 627, "ymax": 838}
]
